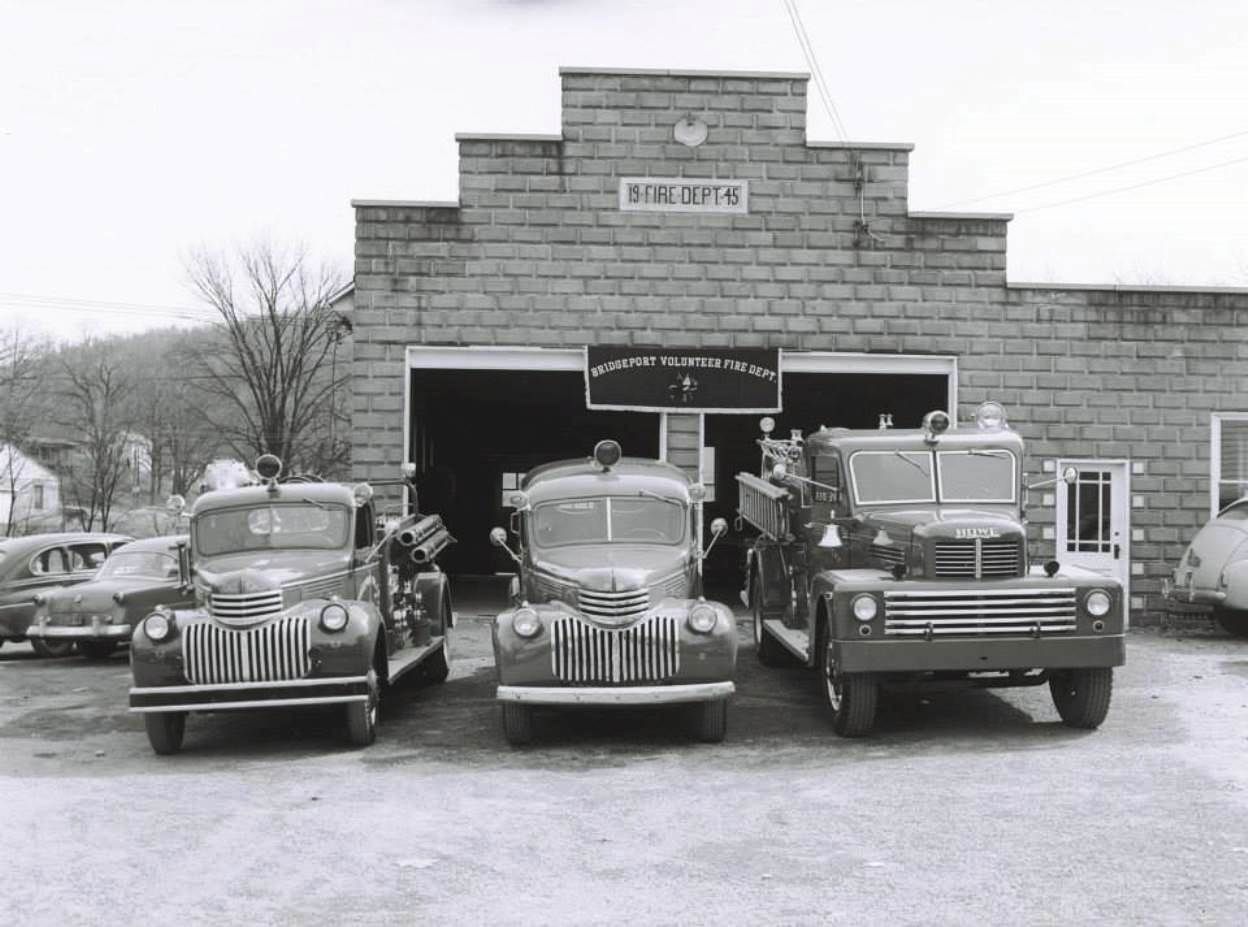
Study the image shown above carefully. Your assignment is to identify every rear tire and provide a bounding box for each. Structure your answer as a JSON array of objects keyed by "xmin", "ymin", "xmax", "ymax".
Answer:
[
  {"xmin": 78, "ymin": 640, "xmax": 118, "ymax": 660},
  {"xmin": 30, "ymin": 638, "xmax": 74, "ymax": 659},
  {"xmin": 144, "ymin": 712, "xmax": 186, "ymax": 755},
  {"xmin": 346, "ymin": 670, "xmax": 379, "ymax": 746},
  {"xmin": 501, "ymin": 702, "xmax": 534, "ymax": 746},
  {"xmin": 818, "ymin": 618, "xmax": 878, "ymax": 737},
  {"xmin": 692, "ymin": 699, "xmax": 728, "ymax": 743},
  {"xmin": 1213, "ymin": 607, "xmax": 1248, "ymax": 638},
  {"xmin": 1050, "ymin": 667, "xmax": 1113, "ymax": 729},
  {"xmin": 422, "ymin": 602, "xmax": 452, "ymax": 684},
  {"xmin": 752, "ymin": 577, "xmax": 789, "ymax": 667}
]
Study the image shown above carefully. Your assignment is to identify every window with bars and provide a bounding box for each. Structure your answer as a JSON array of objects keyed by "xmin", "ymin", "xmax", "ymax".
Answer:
[{"xmin": 1212, "ymin": 415, "xmax": 1248, "ymax": 515}]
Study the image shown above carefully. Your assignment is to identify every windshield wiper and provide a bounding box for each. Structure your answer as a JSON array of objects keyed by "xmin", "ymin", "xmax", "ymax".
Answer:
[
  {"xmin": 893, "ymin": 451, "xmax": 928, "ymax": 473},
  {"xmin": 635, "ymin": 488, "xmax": 670, "ymax": 502}
]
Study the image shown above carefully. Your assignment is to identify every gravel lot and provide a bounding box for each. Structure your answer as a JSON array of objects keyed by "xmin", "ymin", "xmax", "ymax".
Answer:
[{"xmin": 1, "ymin": 613, "xmax": 1246, "ymax": 927}]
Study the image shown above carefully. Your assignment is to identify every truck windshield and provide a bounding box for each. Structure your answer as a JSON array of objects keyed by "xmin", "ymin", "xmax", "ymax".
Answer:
[
  {"xmin": 97, "ymin": 551, "xmax": 178, "ymax": 580},
  {"xmin": 532, "ymin": 497, "xmax": 686, "ymax": 547},
  {"xmin": 850, "ymin": 451, "xmax": 935, "ymax": 505},
  {"xmin": 195, "ymin": 504, "xmax": 350, "ymax": 556},
  {"xmin": 937, "ymin": 450, "xmax": 1016, "ymax": 503}
]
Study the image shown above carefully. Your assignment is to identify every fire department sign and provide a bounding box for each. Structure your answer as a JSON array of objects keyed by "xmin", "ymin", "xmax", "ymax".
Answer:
[
  {"xmin": 585, "ymin": 346, "xmax": 781, "ymax": 413},
  {"xmin": 619, "ymin": 177, "xmax": 749, "ymax": 214}
]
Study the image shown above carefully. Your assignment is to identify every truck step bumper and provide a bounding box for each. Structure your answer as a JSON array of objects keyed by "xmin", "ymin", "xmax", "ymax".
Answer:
[
  {"xmin": 832, "ymin": 634, "xmax": 1125, "ymax": 674},
  {"xmin": 129, "ymin": 676, "xmax": 370, "ymax": 713}
]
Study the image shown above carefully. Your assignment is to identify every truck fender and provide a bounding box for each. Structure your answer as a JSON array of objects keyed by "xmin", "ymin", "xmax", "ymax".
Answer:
[
  {"xmin": 807, "ymin": 569, "xmax": 891, "ymax": 667},
  {"xmin": 414, "ymin": 571, "xmax": 453, "ymax": 630},
  {"xmin": 750, "ymin": 541, "xmax": 790, "ymax": 619}
]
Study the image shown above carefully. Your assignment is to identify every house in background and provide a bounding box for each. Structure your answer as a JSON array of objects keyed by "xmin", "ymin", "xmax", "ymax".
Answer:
[{"xmin": 0, "ymin": 443, "xmax": 61, "ymax": 535}]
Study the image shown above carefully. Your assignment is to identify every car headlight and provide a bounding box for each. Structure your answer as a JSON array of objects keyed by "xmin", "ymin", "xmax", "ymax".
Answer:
[
  {"xmin": 512, "ymin": 607, "xmax": 541, "ymax": 638},
  {"xmin": 852, "ymin": 595, "xmax": 878, "ymax": 622},
  {"xmin": 1085, "ymin": 589, "xmax": 1112, "ymax": 618},
  {"xmin": 319, "ymin": 602, "xmax": 349, "ymax": 633},
  {"xmin": 687, "ymin": 602, "xmax": 718, "ymax": 634},
  {"xmin": 144, "ymin": 612, "xmax": 172, "ymax": 642}
]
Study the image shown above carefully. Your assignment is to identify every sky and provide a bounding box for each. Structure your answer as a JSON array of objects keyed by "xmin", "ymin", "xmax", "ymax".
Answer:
[{"xmin": 2, "ymin": 0, "xmax": 1247, "ymax": 342}]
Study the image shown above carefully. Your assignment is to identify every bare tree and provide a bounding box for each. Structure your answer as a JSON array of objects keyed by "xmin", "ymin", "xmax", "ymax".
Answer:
[
  {"xmin": 0, "ymin": 326, "xmax": 49, "ymax": 536},
  {"xmin": 133, "ymin": 361, "xmax": 217, "ymax": 501},
  {"xmin": 186, "ymin": 241, "xmax": 348, "ymax": 476},
  {"xmin": 57, "ymin": 344, "xmax": 135, "ymax": 532}
]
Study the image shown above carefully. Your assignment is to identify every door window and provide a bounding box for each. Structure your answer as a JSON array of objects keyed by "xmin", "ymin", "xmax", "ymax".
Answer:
[
  {"xmin": 69, "ymin": 544, "xmax": 108, "ymax": 572},
  {"xmin": 1064, "ymin": 470, "xmax": 1112, "ymax": 554},
  {"xmin": 31, "ymin": 548, "xmax": 68, "ymax": 575}
]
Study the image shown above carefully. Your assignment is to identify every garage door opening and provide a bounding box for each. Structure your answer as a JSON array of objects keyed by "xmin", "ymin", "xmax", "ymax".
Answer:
[{"xmin": 409, "ymin": 369, "xmax": 659, "ymax": 576}]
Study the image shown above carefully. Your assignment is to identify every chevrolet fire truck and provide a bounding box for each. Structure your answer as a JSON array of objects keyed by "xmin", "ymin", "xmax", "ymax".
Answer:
[
  {"xmin": 738, "ymin": 403, "xmax": 1124, "ymax": 736},
  {"xmin": 128, "ymin": 455, "xmax": 455, "ymax": 754}
]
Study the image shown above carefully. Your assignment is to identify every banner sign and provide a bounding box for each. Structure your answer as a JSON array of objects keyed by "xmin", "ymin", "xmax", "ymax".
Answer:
[
  {"xmin": 585, "ymin": 346, "xmax": 781, "ymax": 413},
  {"xmin": 619, "ymin": 177, "xmax": 748, "ymax": 214}
]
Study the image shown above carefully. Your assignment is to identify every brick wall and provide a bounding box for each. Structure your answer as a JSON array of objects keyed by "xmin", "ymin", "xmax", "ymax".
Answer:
[{"xmin": 352, "ymin": 67, "xmax": 1248, "ymax": 624}]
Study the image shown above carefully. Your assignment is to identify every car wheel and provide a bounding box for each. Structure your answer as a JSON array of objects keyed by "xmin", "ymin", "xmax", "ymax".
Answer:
[
  {"xmin": 1213, "ymin": 607, "xmax": 1248, "ymax": 639},
  {"xmin": 78, "ymin": 641, "xmax": 118, "ymax": 660},
  {"xmin": 422, "ymin": 602, "xmax": 452, "ymax": 684},
  {"xmin": 30, "ymin": 638, "xmax": 74, "ymax": 659},
  {"xmin": 692, "ymin": 699, "xmax": 728, "ymax": 743},
  {"xmin": 501, "ymin": 702, "xmax": 534, "ymax": 746},
  {"xmin": 1050, "ymin": 667, "xmax": 1113, "ymax": 729},
  {"xmin": 345, "ymin": 669, "xmax": 379, "ymax": 746},
  {"xmin": 819, "ymin": 619, "xmax": 877, "ymax": 737},
  {"xmin": 752, "ymin": 577, "xmax": 789, "ymax": 667},
  {"xmin": 144, "ymin": 712, "xmax": 186, "ymax": 755}
]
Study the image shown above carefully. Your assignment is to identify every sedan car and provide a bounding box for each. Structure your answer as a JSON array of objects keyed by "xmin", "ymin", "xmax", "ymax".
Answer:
[
  {"xmin": 26, "ymin": 534, "xmax": 192, "ymax": 659},
  {"xmin": 1165, "ymin": 498, "xmax": 1248, "ymax": 637},
  {"xmin": 0, "ymin": 533, "xmax": 133, "ymax": 656}
]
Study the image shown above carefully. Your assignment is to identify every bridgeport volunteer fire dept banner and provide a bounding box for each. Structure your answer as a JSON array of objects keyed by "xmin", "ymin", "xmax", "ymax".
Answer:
[{"xmin": 584, "ymin": 346, "xmax": 782, "ymax": 413}]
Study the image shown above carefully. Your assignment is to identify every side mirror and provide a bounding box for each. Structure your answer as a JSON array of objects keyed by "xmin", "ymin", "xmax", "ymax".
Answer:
[
  {"xmin": 1062, "ymin": 466, "xmax": 1078, "ymax": 485},
  {"xmin": 701, "ymin": 517, "xmax": 729, "ymax": 560},
  {"xmin": 1026, "ymin": 467, "xmax": 1080, "ymax": 492},
  {"xmin": 490, "ymin": 526, "xmax": 521, "ymax": 566}
]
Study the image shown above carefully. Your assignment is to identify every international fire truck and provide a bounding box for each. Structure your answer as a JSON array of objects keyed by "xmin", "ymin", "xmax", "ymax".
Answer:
[
  {"xmin": 738, "ymin": 403, "xmax": 1125, "ymax": 736},
  {"xmin": 128, "ymin": 455, "xmax": 455, "ymax": 754}
]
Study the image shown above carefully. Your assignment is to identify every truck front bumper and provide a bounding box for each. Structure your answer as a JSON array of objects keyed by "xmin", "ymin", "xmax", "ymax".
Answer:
[
  {"xmin": 26, "ymin": 622, "xmax": 132, "ymax": 641},
  {"xmin": 129, "ymin": 676, "xmax": 370, "ymax": 713},
  {"xmin": 497, "ymin": 681, "xmax": 734, "ymax": 706},
  {"xmin": 833, "ymin": 634, "xmax": 1125, "ymax": 675}
]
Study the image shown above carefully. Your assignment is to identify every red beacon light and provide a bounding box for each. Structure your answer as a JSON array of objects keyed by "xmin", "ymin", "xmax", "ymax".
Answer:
[
  {"xmin": 921, "ymin": 410, "xmax": 951, "ymax": 444},
  {"xmin": 593, "ymin": 440, "xmax": 622, "ymax": 470}
]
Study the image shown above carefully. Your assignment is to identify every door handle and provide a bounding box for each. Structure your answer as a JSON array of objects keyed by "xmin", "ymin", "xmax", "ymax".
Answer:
[{"xmin": 1113, "ymin": 544, "xmax": 1120, "ymax": 560}]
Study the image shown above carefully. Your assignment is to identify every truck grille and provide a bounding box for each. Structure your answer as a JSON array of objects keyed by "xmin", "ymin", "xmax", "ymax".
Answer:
[
  {"xmin": 577, "ymin": 588, "xmax": 650, "ymax": 626},
  {"xmin": 870, "ymin": 543, "xmax": 905, "ymax": 566},
  {"xmin": 550, "ymin": 615, "xmax": 680, "ymax": 683},
  {"xmin": 883, "ymin": 587, "xmax": 1077, "ymax": 636},
  {"xmin": 184, "ymin": 617, "xmax": 311, "ymax": 685},
  {"xmin": 208, "ymin": 590, "xmax": 283, "ymax": 626},
  {"xmin": 932, "ymin": 540, "xmax": 1021, "ymax": 578}
]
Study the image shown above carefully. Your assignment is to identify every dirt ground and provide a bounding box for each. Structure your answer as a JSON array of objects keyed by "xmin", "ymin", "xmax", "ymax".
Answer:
[{"xmin": 1, "ymin": 609, "xmax": 1246, "ymax": 927}]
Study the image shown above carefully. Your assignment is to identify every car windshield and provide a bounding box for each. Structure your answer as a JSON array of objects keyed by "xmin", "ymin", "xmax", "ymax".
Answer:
[
  {"xmin": 97, "ymin": 551, "xmax": 179, "ymax": 580},
  {"xmin": 195, "ymin": 503, "xmax": 350, "ymax": 556},
  {"xmin": 850, "ymin": 451, "xmax": 936, "ymax": 505},
  {"xmin": 937, "ymin": 450, "xmax": 1017, "ymax": 503},
  {"xmin": 532, "ymin": 496, "xmax": 686, "ymax": 547}
]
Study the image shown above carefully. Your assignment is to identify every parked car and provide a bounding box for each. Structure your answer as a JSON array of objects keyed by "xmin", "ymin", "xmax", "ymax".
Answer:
[
  {"xmin": 25, "ymin": 534, "xmax": 192, "ymax": 659},
  {"xmin": 1164, "ymin": 497, "xmax": 1248, "ymax": 637},
  {"xmin": 0, "ymin": 533, "xmax": 133, "ymax": 656}
]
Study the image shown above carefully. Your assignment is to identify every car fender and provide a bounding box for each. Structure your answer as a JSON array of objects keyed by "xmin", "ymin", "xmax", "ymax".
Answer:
[{"xmin": 1221, "ymin": 557, "xmax": 1248, "ymax": 611}]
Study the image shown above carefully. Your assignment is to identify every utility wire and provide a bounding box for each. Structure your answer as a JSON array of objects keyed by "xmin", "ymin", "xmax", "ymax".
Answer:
[
  {"xmin": 781, "ymin": 0, "xmax": 849, "ymax": 142},
  {"xmin": 1015, "ymin": 152, "xmax": 1248, "ymax": 213},
  {"xmin": 936, "ymin": 128, "xmax": 1248, "ymax": 210},
  {"xmin": 0, "ymin": 292, "xmax": 214, "ymax": 323}
]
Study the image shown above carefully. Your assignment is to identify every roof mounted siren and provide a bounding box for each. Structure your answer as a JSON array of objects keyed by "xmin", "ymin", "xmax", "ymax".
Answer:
[
  {"xmin": 593, "ymin": 439, "xmax": 622, "ymax": 471},
  {"xmin": 878, "ymin": 413, "xmax": 894, "ymax": 430},
  {"xmin": 974, "ymin": 401, "xmax": 1008, "ymax": 432},
  {"xmin": 255, "ymin": 454, "xmax": 283, "ymax": 492},
  {"xmin": 921, "ymin": 410, "xmax": 951, "ymax": 445}
]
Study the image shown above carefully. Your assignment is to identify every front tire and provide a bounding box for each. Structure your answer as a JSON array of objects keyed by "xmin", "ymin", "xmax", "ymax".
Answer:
[
  {"xmin": 752, "ymin": 577, "xmax": 789, "ymax": 667},
  {"xmin": 1050, "ymin": 667, "xmax": 1113, "ymax": 729},
  {"xmin": 144, "ymin": 712, "xmax": 186, "ymax": 755},
  {"xmin": 819, "ymin": 619, "xmax": 878, "ymax": 737},
  {"xmin": 692, "ymin": 699, "xmax": 728, "ymax": 743},
  {"xmin": 1213, "ymin": 607, "xmax": 1248, "ymax": 638},
  {"xmin": 346, "ymin": 670, "xmax": 379, "ymax": 746},
  {"xmin": 501, "ymin": 702, "xmax": 534, "ymax": 746},
  {"xmin": 78, "ymin": 640, "xmax": 118, "ymax": 660},
  {"xmin": 30, "ymin": 638, "xmax": 74, "ymax": 659}
]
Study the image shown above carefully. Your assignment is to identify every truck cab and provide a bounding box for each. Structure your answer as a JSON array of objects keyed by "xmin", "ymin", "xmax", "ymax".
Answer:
[{"xmin": 740, "ymin": 403, "xmax": 1124, "ymax": 736}]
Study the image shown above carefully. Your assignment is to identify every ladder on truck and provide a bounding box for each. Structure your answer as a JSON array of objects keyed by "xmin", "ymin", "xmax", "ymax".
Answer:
[{"xmin": 736, "ymin": 472, "xmax": 791, "ymax": 542}]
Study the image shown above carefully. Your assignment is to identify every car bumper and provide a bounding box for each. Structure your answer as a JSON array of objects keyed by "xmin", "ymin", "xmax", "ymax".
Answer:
[
  {"xmin": 129, "ymin": 676, "xmax": 370, "ymax": 713},
  {"xmin": 26, "ymin": 622, "xmax": 132, "ymax": 641},
  {"xmin": 832, "ymin": 634, "xmax": 1125, "ymax": 675},
  {"xmin": 1160, "ymin": 577, "xmax": 1225, "ymax": 606},
  {"xmin": 497, "ymin": 681, "xmax": 734, "ymax": 706}
]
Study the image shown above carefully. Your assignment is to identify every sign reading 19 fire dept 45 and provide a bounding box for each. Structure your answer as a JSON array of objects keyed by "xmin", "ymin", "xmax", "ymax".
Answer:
[
  {"xmin": 585, "ymin": 347, "xmax": 781, "ymax": 413},
  {"xmin": 619, "ymin": 178, "xmax": 748, "ymax": 214}
]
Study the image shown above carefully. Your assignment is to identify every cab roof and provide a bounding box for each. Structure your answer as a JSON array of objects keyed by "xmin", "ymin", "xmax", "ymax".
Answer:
[
  {"xmin": 522, "ymin": 456, "xmax": 695, "ymax": 505},
  {"xmin": 191, "ymin": 482, "xmax": 357, "ymax": 516},
  {"xmin": 804, "ymin": 425, "xmax": 1025, "ymax": 456},
  {"xmin": 0, "ymin": 532, "xmax": 131, "ymax": 555}
]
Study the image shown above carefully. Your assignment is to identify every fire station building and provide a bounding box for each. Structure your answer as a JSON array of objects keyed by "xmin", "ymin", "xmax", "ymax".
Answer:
[{"xmin": 349, "ymin": 67, "xmax": 1248, "ymax": 625}]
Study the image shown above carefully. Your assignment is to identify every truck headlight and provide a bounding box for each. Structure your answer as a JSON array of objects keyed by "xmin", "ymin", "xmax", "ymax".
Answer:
[
  {"xmin": 144, "ymin": 612, "xmax": 172, "ymax": 642},
  {"xmin": 852, "ymin": 595, "xmax": 878, "ymax": 622},
  {"xmin": 512, "ymin": 608, "xmax": 541, "ymax": 638},
  {"xmin": 319, "ymin": 603, "xmax": 349, "ymax": 633},
  {"xmin": 1085, "ymin": 590, "xmax": 1112, "ymax": 618},
  {"xmin": 687, "ymin": 602, "xmax": 718, "ymax": 634}
]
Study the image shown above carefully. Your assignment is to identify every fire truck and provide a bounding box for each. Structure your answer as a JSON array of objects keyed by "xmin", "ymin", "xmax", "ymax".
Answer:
[
  {"xmin": 738, "ymin": 403, "xmax": 1124, "ymax": 736},
  {"xmin": 128, "ymin": 455, "xmax": 455, "ymax": 754}
]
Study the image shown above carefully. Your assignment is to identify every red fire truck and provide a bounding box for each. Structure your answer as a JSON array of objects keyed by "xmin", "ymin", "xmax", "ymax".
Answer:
[{"xmin": 739, "ymin": 403, "xmax": 1124, "ymax": 736}]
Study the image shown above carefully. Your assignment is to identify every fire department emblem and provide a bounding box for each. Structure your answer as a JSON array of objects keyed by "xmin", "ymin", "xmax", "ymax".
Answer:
[{"xmin": 668, "ymin": 373, "xmax": 699, "ymax": 403}]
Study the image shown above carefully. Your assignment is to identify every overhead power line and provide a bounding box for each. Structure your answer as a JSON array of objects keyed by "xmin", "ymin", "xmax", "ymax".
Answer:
[
  {"xmin": 1015, "ymin": 152, "xmax": 1248, "ymax": 213},
  {"xmin": 936, "ymin": 127, "xmax": 1248, "ymax": 210},
  {"xmin": 781, "ymin": 0, "xmax": 849, "ymax": 142},
  {"xmin": 0, "ymin": 292, "xmax": 215, "ymax": 324}
]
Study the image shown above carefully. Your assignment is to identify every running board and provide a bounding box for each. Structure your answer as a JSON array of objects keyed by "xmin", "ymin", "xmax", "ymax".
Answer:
[
  {"xmin": 387, "ymin": 636, "xmax": 444, "ymax": 684},
  {"xmin": 763, "ymin": 620, "xmax": 810, "ymax": 661}
]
